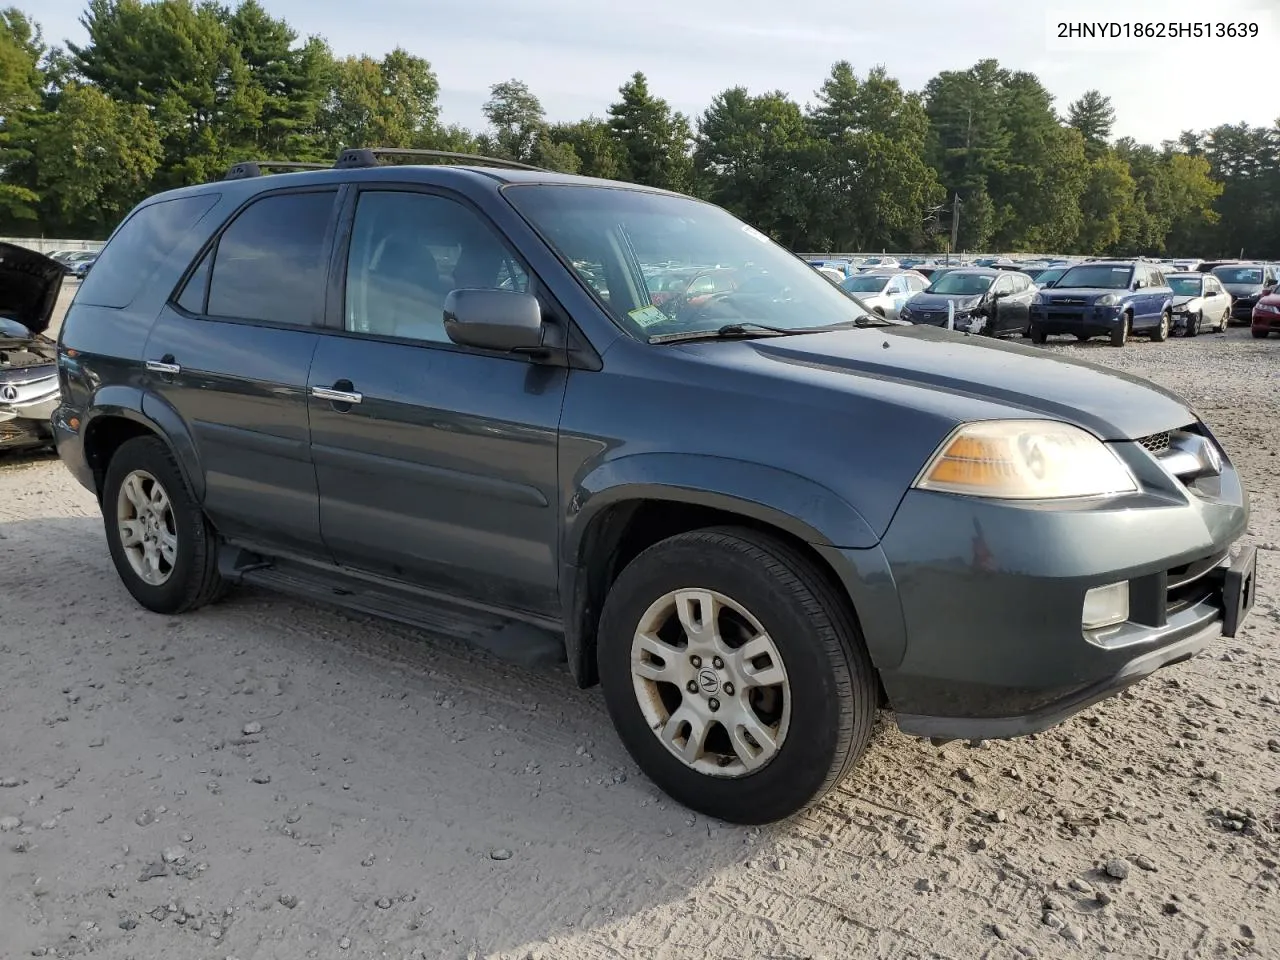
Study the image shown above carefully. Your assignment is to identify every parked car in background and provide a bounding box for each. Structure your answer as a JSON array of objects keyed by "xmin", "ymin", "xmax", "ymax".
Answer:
[
  {"xmin": 1166, "ymin": 272, "xmax": 1230, "ymax": 336},
  {"xmin": 1252, "ymin": 291, "xmax": 1280, "ymax": 338},
  {"xmin": 1027, "ymin": 265, "xmax": 1068, "ymax": 288},
  {"xmin": 1210, "ymin": 263, "xmax": 1278, "ymax": 324},
  {"xmin": 0, "ymin": 242, "xmax": 61, "ymax": 451},
  {"xmin": 839, "ymin": 269, "xmax": 927, "ymax": 319},
  {"xmin": 814, "ymin": 266, "xmax": 845, "ymax": 283},
  {"xmin": 1172, "ymin": 259, "xmax": 1203, "ymax": 273},
  {"xmin": 857, "ymin": 256, "xmax": 899, "ymax": 271},
  {"xmin": 51, "ymin": 151, "xmax": 1256, "ymax": 824},
  {"xmin": 899, "ymin": 268, "xmax": 1034, "ymax": 337},
  {"xmin": 65, "ymin": 255, "xmax": 98, "ymax": 279},
  {"xmin": 1029, "ymin": 259, "xmax": 1174, "ymax": 346}
]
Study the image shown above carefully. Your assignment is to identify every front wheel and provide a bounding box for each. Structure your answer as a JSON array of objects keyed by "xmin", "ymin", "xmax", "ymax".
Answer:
[
  {"xmin": 1110, "ymin": 315, "xmax": 1131, "ymax": 347},
  {"xmin": 597, "ymin": 527, "xmax": 879, "ymax": 824},
  {"xmin": 1185, "ymin": 313, "xmax": 1199, "ymax": 337},
  {"xmin": 102, "ymin": 436, "xmax": 225, "ymax": 614},
  {"xmin": 1150, "ymin": 311, "xmax": 1170, "ymax": 342},
  {"xmin": 1219, "ymin": 309, "xmax": 1229, "ymax": 332},
  {"xmin": 1030, "ymin": 324, "xmax": 1047, "ymax": 344},
  {"xmin": 1253, "ymin": 328, "xmax": 1270, "ymax": 339}
]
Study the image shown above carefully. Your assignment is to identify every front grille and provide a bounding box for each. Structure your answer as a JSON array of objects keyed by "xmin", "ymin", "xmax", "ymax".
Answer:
[
  {"xmin": 1165, "ymin": 549, "xmax": 1227, "ymax": 616},
  {"xmin": 1137, "ymin": 431, "xmax": 1171, "ymax": 454},
  {"xmin": 0, "ymin": 419, "xmax": 39, "ymax": 444},
  {"xmin": 1053, "ymin": 297, "xmax": 1088, "ymax": 305}
]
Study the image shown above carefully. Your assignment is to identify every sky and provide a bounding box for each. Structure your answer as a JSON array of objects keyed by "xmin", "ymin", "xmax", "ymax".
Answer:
[{"xmin": 29, "ymin": 0, "xmax": 1280, "ymax": 145}]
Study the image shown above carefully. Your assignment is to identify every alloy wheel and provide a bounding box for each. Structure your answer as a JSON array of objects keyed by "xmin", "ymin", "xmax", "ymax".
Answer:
[
  {"xmin": 629, "ymin": 588, "xmax": 791, "ymax": 777},
  {"xmin": 116, "ymin": 469, "xmax": 177, "ymax": 586}
]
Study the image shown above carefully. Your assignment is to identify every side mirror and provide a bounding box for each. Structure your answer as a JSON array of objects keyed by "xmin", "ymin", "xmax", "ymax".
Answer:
[
  {"xmin": 443, "ymin": 288, "xmax": 545, "ymax": 353},
  {"xmin": 1134, "ymin": 279, "xmax": 1147, "ymax": 289}
]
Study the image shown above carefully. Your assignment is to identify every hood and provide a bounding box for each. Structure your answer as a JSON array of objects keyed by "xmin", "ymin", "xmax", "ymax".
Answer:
[
  {"xmin": 1040, "ymin": 287, "xmax": 1122, "ymax": 301},
  {"xmin": 739, "ymin": 324, "xmax": 1195, "ymax": 441},
  {"xmin": 906, "ymin": 293, "xmax": 984, "ymax": 314},
  {"xmin": 1222, "ymin": 283, "xmax": 1263, "ymax": 298},
  {"xmin": 1170, "ymin": 295, "xmax": 1200, "ymax": 308},
  {"xmin": 0, "ymin": 242, "xmax": 63, "ymax": 337}
]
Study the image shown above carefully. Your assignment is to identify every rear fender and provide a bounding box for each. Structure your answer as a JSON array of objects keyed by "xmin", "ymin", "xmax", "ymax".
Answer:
[{"xmin": 83, "ymin": 385, "xmax": 203, "ymax": 500}]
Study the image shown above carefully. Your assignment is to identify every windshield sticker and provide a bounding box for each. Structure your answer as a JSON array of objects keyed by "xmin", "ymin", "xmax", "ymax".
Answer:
[
  {"xmin": 628, "ymin": 304, "xmax": 670, "ymax": 328},
  {"xmin": 741, "ymin": 225, "xmax": 769, "ymax": 243}
]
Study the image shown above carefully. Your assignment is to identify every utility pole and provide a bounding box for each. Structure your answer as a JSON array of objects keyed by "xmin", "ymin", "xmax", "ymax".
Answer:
[{"xmin": 950, "ymin": 192, "xmax": 961, "ymax": 262}]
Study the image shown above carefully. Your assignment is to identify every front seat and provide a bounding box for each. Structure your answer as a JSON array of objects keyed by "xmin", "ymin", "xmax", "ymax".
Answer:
[{"xmin": 364, "ymin": 233, "xmax": 449, "ymax": 341}]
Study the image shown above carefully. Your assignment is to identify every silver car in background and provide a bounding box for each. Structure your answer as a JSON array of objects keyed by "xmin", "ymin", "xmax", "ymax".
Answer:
[{"xmin": 839, "ymin": 269, "xmax": 928, "ymax": 320}]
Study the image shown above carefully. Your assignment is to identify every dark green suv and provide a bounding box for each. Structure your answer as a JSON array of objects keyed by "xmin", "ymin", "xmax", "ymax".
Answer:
[{"xmin": 51, "ymin": 149, "xmax": 1257, "ymax": 823}]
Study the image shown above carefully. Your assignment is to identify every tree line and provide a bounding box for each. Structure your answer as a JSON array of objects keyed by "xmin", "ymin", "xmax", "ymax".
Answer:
[{"xmin": 1, "ymin": 0, "xmax": 1277, "ymax": 258}]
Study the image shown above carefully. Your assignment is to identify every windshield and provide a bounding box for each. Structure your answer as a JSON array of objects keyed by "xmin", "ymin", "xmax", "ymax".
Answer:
[
  {"xmin": 925, "ymin": 272, "xmax": 992, "ymax": 295},
  {"xmin": 1054, "ymin": 264, "xmax": 1133, "ymax": 289},
  {"xmin": 841, "ymin": 275, "xmax": 891, "ymax": 294},
  {"xmin": 504, "ymin": 184, "xmax": 876, "ymax": 338},
  {"xmin": 1168, "ymin": 277, "xmax": 1204, "ymax": 296},
  {"xmin": 1212, "ymin": 266, "xmax": 1263, "ymax": 284}
]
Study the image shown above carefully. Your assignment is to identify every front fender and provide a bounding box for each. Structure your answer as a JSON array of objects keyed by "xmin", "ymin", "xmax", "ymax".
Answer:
[
  {"xmin": 81, "ymin": 385, "xmax": 204, "ymax": 500},
  {"xmin": 558, "ymin": 453, "xmax": 895, "ymax": 687},
  {"xmin": 568, "ymin": 452, "xmax": 880, "ymax": 557}
]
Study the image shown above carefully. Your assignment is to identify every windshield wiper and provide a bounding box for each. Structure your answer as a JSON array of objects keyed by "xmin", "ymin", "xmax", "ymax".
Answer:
[{"xmin": 648, "ymin": 322, "xmax": 797, "ymax": 344}]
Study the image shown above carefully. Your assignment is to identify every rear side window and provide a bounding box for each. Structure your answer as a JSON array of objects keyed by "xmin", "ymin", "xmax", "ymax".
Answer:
[
  {"xmin": 76, "ymin": 194, "xmax": 220, "ymax": 308},
  {"xmin": 204, "ymin": 190, "xmax": 337, "ymax": 326}
]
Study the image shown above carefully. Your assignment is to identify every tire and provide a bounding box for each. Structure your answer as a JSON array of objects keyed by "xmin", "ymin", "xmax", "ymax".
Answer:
[
  {"xmin": 1185, "ymin": 313, "xmax": 1199, "ymax": 337},
  {"xmin": 1150, "ymin": 311, "xmax": 1170, "ymax": 342},
  {"xmin": 1219, "ymin": 309, "xmax": 1229, "ymax": 332},
  {"xmin": 1110, "ymin": 314, "xmax": 1130, "ymax": 348},
  {"xmin": 1253, "ymin": 328, "xmax": 1270, "ymax": 339},
  {"xmin": 102, "ymin": 435, "xmax": 225, "ymax": 615},
  {"xmin": 1030, "ymin": 325, "xmax": 1047, "ymax": 344},
  {"xmin": 1074, "ymin": 333, "xmax": 1090, "ymax": 342},
  {"xmin": 596, "ymin": 527, "xmax": 878, "ymax": 824}
]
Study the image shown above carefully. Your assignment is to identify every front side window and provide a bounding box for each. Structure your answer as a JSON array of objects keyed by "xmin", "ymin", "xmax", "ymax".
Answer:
[
  {"xmin": 993, "ymin": 275, "xmax": 1014, "ymax": 295},
  {"xmin": 343, "ymin": 190, "xmax": 530, "ymax": 344},
  {"xmin": 504, "ymin": 184, "xmax": 875, "ymax": 340},
  {"xmin": 1055, "ymin": 264, "xmax": 1134, "ymax": 290},
  {"xmin": 205, "ymin": 190, "xmax": 337, "ymax": 326}
]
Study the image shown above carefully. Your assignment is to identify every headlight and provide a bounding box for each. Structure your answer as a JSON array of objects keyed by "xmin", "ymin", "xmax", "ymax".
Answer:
[
  {"xmin": 914, "ymin": 421, "xmax": 1138, "ymax": 499},
  {"xmin": 1031, "ymin": 293, "xmax": 1044, "ymax": 305},
  {"xmin": 1095, "ymin": 294, "xmax": 1120, "ymax": 306}
]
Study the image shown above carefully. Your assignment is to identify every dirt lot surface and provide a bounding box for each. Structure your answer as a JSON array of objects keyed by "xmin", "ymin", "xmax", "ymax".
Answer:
[{"xmin": 2, "ymin": 287, "xmax": 1278, "ymax": 959}]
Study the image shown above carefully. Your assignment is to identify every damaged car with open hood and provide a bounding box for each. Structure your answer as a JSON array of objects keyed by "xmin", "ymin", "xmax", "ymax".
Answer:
[{"xmin": 0, "ymin": 243, "xmax": 61, "ymax": 452}]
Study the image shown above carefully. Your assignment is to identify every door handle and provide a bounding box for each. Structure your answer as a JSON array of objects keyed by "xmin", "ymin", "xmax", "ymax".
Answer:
[
  {"xmin": 145, "ymin": 357, "xmax": 181, "ymax": 375},
  {"xmin": 311, "ymin": 386, "xmax": 363, "ymax": 405}
]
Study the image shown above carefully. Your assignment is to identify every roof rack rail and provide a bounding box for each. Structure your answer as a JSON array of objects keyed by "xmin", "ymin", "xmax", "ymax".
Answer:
[
  {"xmin": 333, "ymin": 147, "xmax": 547, "ymax": 172},
  {"xmin": 223, "ymin": 160, "xmax": 330, "ymax": 181}
]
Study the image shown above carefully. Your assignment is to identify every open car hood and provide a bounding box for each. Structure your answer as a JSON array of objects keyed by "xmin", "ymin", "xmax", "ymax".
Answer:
[{"xmin": 0, "ymin": 242, "xmax": 63, "ymax": 337}]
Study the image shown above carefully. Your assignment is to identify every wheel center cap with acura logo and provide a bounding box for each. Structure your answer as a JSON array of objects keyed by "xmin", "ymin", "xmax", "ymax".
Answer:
[
  {"xmin": 0, "ymin": 385, "xmax": 18, "ymax": 402},
  {"xmin": 697, "ymin": 668, "xmax": 720, "ymax": 695}
]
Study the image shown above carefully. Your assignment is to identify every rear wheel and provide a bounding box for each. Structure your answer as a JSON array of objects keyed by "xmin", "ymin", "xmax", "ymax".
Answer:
[
  {"xmin": 102, "ymin": 436, "xmax": 225, "ymax": 614},
  {"xmin": 1110, "ymin": 315, "xmax": 1131, "ymax": 347},
  {"xmin": 597, "ymin": 527, "xmax": 879, "ymax": 824}
]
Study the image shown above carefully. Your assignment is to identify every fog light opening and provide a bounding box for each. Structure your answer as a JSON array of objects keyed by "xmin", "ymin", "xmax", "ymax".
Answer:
[{"xmin": 1083, "ymin": 581, "xmax": 1129, "ymax": 631}]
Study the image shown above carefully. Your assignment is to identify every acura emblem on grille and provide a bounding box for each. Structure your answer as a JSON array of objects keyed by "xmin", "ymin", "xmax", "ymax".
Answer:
[{"xmin": 0, "ymin": 384, "xmax": 19, "ymax": 402}]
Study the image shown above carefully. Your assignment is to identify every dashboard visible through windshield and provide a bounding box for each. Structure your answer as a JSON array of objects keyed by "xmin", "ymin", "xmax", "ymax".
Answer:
[{"xmin": 503, "ymin": 184, "xmax": 878, "ymax": 340}]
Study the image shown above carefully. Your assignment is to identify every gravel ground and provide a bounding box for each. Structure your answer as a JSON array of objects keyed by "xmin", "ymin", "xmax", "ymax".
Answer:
[{"xmin": 1, "ymin": 288, "xmax": 1277, "ymax": 960}]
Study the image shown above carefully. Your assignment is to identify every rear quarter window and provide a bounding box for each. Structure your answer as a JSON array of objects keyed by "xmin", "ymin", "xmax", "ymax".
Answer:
[{"xmin": 75, "ymin": 194, "xmax": 221, "ymax": 309}]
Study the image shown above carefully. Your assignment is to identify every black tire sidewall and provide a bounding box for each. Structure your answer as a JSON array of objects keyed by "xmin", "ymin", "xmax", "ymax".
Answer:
[
  {"xmin": 102, "ymin": 437, "xmax": 209, "ymax": 613},
  {"xmin": 597, "ymin": 534, "xmax": 859, "ymax": 823}
]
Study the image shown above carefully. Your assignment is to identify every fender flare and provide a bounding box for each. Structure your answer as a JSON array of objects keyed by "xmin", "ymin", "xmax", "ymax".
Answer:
[
  {"xmin": 559, "ymin": 453, "xmax": 883, "ymax": 686},
  {"xmin": 81, "ymin": 385, "xmax": 204, "ymax": 501}
]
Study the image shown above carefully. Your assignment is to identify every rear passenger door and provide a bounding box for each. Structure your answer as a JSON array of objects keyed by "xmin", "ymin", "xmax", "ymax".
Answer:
[
  {"xmin": 307, "ymin": 186, "xmax": 568, "ymax": 617},
  {"xmin": 143, "ymin": 187, "xmax": 341, "ymax": 559}
]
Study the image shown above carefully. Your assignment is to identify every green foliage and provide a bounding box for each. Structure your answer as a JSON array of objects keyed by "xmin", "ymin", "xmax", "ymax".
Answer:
[{"xmin": 0, "ymin": 5, "xmax": 1273, "ymax": 255}]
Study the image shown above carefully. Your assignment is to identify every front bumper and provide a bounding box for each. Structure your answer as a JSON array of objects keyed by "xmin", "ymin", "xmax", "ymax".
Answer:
[
  {"xmin": 1252, "ymin": 310, "xmax": 1280, "ymax": 333},
  {"xmin": 1029, "ymin": 303, "xmax": 1122, "ymax": 336},
  {"xmin": 850, "ymin": 432, "xmax": 1252, "ymax": 740},
  {"xmin": 0, "ymin": 367, "xmax": 59, "ymax": 449},
  {"xmin": 1232, "ymin": 301, "xmax": 1258, "ymax": 321}
]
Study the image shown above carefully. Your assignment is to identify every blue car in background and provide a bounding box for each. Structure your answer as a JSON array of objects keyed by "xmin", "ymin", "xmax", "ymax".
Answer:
[{"xmin": 1028, "ymin": 259, "xmax": 1175, "ymax": 347}]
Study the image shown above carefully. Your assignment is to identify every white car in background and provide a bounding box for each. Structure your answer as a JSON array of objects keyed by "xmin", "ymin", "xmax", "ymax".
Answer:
[{"xmin": 839, "ymin": 269, "xmax": 928, "ymax": 320}]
